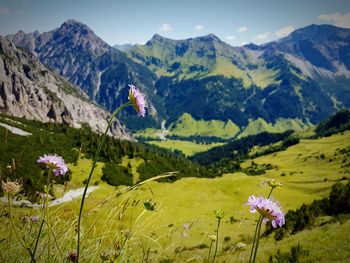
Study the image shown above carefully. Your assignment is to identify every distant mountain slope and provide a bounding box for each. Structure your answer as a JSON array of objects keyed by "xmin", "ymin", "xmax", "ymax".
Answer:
[
  {"xmin": 127, "ymin": 33, "xmax": 248, "ymax": 80},
  {"xmin": 127, "ymin": 24, "xmax": 349, "ymax": 127},
  {"xmin": 267, "ymin": 24, "xmax": 350, "ymax": 75},
  {"xmin": 0, "ymin": 36, "xmax": 132, "ymax": 139},
  {"xmin": 113, "ymin": 43, "xmax": 134, "ymax": 52}
]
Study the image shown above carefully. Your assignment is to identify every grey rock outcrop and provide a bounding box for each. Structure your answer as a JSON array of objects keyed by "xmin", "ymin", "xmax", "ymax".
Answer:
[{"xmin": 0, "ymin": 36, "xmax": 132, "ymax": 140}]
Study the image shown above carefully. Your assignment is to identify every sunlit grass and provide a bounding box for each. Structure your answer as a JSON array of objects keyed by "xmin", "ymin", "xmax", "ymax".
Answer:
[{"xmin": 146, "ymin": 139, "xmax": 224, "ymax": 156}]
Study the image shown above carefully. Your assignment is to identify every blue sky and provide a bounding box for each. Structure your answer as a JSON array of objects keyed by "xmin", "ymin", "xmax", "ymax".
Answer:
[{"xmin": 0, "ymin": 0, "xmax": 349, "ymax": 46}]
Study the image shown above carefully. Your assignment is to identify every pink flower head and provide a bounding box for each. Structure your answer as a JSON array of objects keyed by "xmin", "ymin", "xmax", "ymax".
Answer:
[
  {"xmin": 128, "ymin": 84, "xmax": 147, "ymax": 117},
  {"xmin": 37, "ymin": 154, "xmax": 68, "ymax": 176},
  {"xmin": 245, "ymin": 195, "xmax": 285, "ymax": 228}
]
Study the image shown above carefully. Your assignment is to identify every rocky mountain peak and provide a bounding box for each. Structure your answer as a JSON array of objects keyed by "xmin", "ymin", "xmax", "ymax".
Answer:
[
  {"xmin": 50, "ymin": 19, "xmax": 110, "ymax": 55},
  {"xmin": 195, "ymin": 33, "xmax": 221, "ymax": 42},
  {"xmin": 146, "ymin": 34, "xmax": 174, "ymax": 46}
]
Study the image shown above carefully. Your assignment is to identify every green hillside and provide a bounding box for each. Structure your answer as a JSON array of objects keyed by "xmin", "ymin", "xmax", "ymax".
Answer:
[
  {"xmin": 135, "ymin": 113, "xmax": 309, "ymax": 145},
  {"xmin": 239, "ymin": 117, "xmax": 310, "ymax": 138},
  {"xmin": 169, "ymin": 113, "xmax": 240, "ymax": 138}
]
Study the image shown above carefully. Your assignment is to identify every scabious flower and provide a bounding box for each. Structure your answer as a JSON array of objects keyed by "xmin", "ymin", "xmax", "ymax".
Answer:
[
  {"xmin": 128, "ymin": 84, "xmax": 147, "ymax": 117},
  {"xmin": 37, "ymin": 154, "xmax": 68, "ymax": 176},
  {"xmin": 1, "ymin": 179, "xmax": 22, "ymax": 195},
  {"xmin": 245, "ymin": 195, "xmax": 285, "ymax": 228}
]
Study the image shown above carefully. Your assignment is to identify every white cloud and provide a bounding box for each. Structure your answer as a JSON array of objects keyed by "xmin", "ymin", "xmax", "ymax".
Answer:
[
  {"xmin": 318, "ymin": 12, "xmax": 350, "ymax": 28},
  {"xmin": 158, "ymin": 23, "xmax": 172, "ymax": 32},
  {"xmin": 241, "ymin": 41, "xmax": 248, "ymax": 46},
  {"xmin": 194, "ymin": 25, "xmax": 204, "ymax": 30},
  {"xmin": 226, "ymin": 35, "xmax": 236, "ymax": 40},
  {"xmin": 253, "ymin": 32, "xmax": 270, "ymax": 41},
  {"xmin": 276, "ymin": 25, "xmax": 295, "ymax": 37},
  {"xmin": 237, "ymin": 26, "xmax": 248, "ymax": 33},
  {"xmin": 0, "ymin": 7, "xmax": 10, "ymax": 14}
]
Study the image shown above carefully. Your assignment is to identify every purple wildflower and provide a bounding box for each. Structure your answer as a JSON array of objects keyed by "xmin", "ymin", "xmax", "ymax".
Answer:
[
  {"xmin": 128, "ymin": 84, "xmax": 147, "ymax": 117},
  {"xmin": 37, "ymin": 154, "xmax": 68, "ymax": 176},
  {"xmin": 245, "ymin": 195, "xmax": 285, "ymax": 228}
]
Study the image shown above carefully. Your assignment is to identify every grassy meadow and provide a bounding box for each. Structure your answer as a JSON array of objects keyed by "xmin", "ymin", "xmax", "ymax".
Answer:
[
  {"xmin": 145, "ymin": 140, "xmax": 224, "ymax": 156},
  {"xmin": 1, "ymin": 129, "xmax": 349, "ymax": 262}
]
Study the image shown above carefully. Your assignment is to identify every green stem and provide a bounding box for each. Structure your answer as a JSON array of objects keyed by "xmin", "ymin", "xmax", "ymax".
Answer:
[
  {"xmin": 45, "ymin": 174, "xmax": 51, "ymax": 263},
  {"xmin": 32, "ymin": 214, "xmax": 45, "ymax": 262},
  {"xmin": 32, "ymin": 172, "xmax": 52, "ymax": 262},
  {"xmin": 267, "ymin": 187, "xmax": 274, "ymax": 199},
  {"xmin": 76, "ymin": 102, "xmax": 131, "ymax": 262},
  {"xmin": 252, "ymin": 216, "xmax": 264, "ymax": 263},
  {"xmin": 212, "ymin": 218, "xmax": 221, "ymax": 263},
  {"xmin": 248, "ymin": 215, "xmax": 262, "ymax": 263},
  {"xmin": 207, "ymin": 240, "xmax": 214, "ymax": 263},
  {"xmin": 249, "ymin": 187, "xmax": 275, "ymax": 263},
  {"xmin": 32, "ymin": 206, "xmax": 45, "ymax": 262}
]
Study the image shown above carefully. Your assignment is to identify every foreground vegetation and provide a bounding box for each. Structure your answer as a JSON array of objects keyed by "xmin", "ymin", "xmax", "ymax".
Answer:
[{"xmin": 1, "ymin": 110, "xmax": 350, "ymax": 262}]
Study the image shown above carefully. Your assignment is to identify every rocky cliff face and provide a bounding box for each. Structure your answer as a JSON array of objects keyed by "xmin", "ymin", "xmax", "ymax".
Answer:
[{"xmin": 0, "ymin": 36, "xmax": 132, "ymax": 140}]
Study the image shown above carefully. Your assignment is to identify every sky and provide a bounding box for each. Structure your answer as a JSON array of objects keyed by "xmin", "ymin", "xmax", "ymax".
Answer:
[{"xmin": 0, "ymin": 0, "xmax": 349, "ymax": 46}]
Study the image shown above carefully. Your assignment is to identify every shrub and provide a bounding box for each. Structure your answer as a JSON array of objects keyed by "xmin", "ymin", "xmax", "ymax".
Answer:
[
  {"xmin": 269, "ymin": 243, "xmax": 309, "ymax": 263},
  {"xmin": 101, "ymin": 162, "xmax": 133, "ymax": 186}
]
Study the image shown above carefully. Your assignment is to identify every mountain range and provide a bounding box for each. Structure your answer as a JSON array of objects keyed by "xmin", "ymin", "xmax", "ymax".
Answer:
[{"xmin": 4, "ymin": 20, "xmax": 350, "ymax": 137}]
